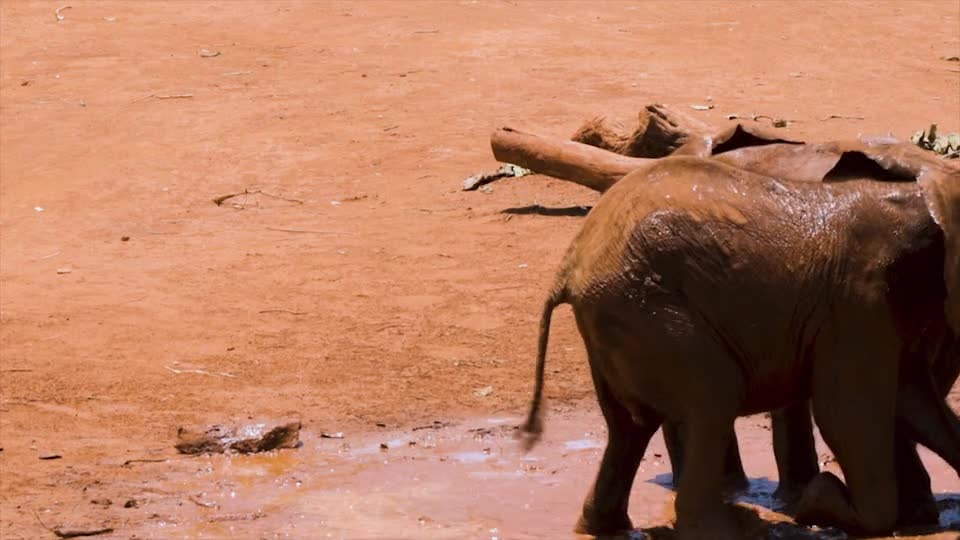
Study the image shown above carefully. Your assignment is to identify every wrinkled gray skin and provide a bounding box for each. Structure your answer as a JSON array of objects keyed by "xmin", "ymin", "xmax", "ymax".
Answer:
[{"xmin": 521, "ymin": 156, "xmax": 960, "ymax": 538}]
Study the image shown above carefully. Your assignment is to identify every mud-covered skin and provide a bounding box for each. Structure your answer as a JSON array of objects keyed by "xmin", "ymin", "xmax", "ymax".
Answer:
[
  {"xmin": 522, "ymin": 156, "xmax": 960, "ymax": 537},
  {"xmin": 663, "ymin": 141, "xmax": 960, "ymax": 519}
]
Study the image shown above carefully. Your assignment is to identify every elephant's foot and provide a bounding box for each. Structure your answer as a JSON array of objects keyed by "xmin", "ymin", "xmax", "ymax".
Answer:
[
  {"xmin": 795, "ymin": 472, "xmax": 896, "ymax": 535},
  {"xmin": 772, "ymin": 479, "xmax": 808, "ymax": 506},
  {"xmin": 574, "ymin": 507, "xmax": 633, "ymax": 536},
  {"xmin": 894, "ymin": 437, "xmax": 939, "ymax": 528},
  {"xmin": 721, "ymin": 469, "xmax": 750, "ymax": 495},
  {"xmin": 795, "ymin": 472, "xmax": 849, "ymax": 528},
  {"xmin": 896, "ymin": 492, "xmax": 939, "ymax": 528},
  {"xmin": 676, "ymin": 504, "xmax": 759, "ymax": 540}
]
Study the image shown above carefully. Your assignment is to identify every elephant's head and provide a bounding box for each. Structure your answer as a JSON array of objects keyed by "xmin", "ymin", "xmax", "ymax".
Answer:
[
  {"xmin": 919, "ymin": 167, "xmax": 960, "ymax": 330},
  {"xmin": 821, "ymin": 143, "xmax": 960, "ymax": 331}
]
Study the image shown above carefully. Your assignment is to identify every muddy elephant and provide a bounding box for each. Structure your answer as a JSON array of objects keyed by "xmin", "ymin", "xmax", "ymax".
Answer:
[
  {"xmin": 492, "ymin": 122, "xmax": 960, "ymax": 514},
  {"xmin": 519, "ymin": 155, "xmax": 960, "ymax": 538},
  {"xmin": 661, "ymin": 140, "xmax": 960, "ymax": 527}
]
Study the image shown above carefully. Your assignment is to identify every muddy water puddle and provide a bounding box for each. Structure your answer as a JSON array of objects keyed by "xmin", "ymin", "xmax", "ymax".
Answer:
[{"xmin": 69, "ymin": 411, "xmax": 960, "ymax": 539}]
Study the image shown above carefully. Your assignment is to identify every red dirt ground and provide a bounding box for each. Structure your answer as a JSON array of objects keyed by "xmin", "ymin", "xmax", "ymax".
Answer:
[{"xmin": 1, "ymin": 1, "xmax": 959, "ymax": 539}]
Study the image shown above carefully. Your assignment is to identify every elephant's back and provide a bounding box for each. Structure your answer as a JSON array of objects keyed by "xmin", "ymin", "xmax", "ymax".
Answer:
[{"xmin": 558, "ymin": 156, "xmax": 821, "ymax": 302}]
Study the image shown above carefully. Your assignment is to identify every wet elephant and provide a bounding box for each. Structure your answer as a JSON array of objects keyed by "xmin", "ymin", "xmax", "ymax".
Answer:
[
  {"xmin": 494, "ymin": 123, "xmax": 960, "ymax": 517},
  {"xmin": 519, "ymin": 155, "xmax": 960, "ymax": 538},
  {"xmin": 664, "ymin": 140, "xmax": 960, "ymax": 526}
]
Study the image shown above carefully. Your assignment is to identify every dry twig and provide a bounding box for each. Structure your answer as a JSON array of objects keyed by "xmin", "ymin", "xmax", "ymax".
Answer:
[
  {"xmin": 213, "ymin": 189, "xmax": 304, "ymax": 207},
  {"xmin": 820, "ymin": 114, "xmax": 865, "ymax": 121},
  {"xmin": 264, "ymin": 227, "xmax": 349, "ymax": 235},
  {"xmin": 133, "ymin": 94, "xmax": 194, "ymax": 103},
  {"xmin": 34, "ymin": 511, "xmax": 113, "ymax": 538},
  {"xmin": 164, "ymin": 366, "xmax": 237, "ymax": 378},
  {"xmin": 121, "ymin": 458, "xmax": 169, "ymax": 466},
  {"xmin": 189, "ymin": 495, "xmax": 218, "ymax": 508}
]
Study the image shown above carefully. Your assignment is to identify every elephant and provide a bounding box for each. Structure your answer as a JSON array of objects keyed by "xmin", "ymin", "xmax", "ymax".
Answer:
[
  {"xmin": 518, "ymin": 154, "xmax": 960, "ymax": 538},
  {"xmin": 660, "ymin": 139, "xmax": 960, "ymax": 525},
  {"xmin": 493, "ymin": 122, "xmax": 960, "ymax": 512},
  {"xmin": 516, "ymin": 125, "xmax": 960, "ymax": 521}
]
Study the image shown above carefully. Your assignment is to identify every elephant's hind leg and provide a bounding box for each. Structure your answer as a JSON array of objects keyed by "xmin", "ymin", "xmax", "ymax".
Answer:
[
  {"xmin": 576, "ymin": 352, "xmax": 661, "ymax": 536},
  {"xmin": 673, "ymin": 405, "xmax": 745, "ymax": 540},
  {"xmin": 772, "ymin": 401, "xmax": 819, "ymax": 502},
  {"xmin": 664, "ymin": 421, "xmax": 749, "ymax": 494},
  {"xmin": 796, "ymin": 340, "xmax": 898, "ymax": 535}
]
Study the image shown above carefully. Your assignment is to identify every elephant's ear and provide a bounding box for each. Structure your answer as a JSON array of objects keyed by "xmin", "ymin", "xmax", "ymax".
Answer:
[{"xmin": 920, "ymin": 169, "xmax": 960, "ymax": 330}]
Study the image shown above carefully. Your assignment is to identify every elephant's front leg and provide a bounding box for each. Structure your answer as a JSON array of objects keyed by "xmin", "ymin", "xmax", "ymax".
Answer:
[
  {"xmin": 772, "ymin": 401, "xmax": 819, "ymax": 502},
  {"xmin": 664, "ymin": 422, "xmax": 748, "ymax": 493},
  {"xmin": 576, "ymin": 362, "xmax": 661, "ymax": 535}
]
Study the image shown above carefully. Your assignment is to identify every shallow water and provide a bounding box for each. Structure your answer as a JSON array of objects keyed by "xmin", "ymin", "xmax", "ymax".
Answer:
[{"xmin": 112, "ymin": 410, "xmax": 959, "ymax": 539}]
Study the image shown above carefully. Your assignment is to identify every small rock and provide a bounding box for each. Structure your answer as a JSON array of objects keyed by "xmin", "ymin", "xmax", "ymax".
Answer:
[
  {"xmin": 56, "ymin": 267, "xmax": 72, "ymax": 275},
  {"xmin": 124, "ymin": 499, "xmax": 138, "ymax": 508},
  {"xmin": 474, "ymin": 386, "xmax": 493, "ymax": 398},
  {"xmin": 379, "ymin": 443, "xmax": 389, "ymax": 451},
  {"xmin": 121, "ymin": 236, "xmax": 130, "ymax": 241},
  {"xmin": 39, "ymin": 453, "xmax": 62, "ymax": 460}
]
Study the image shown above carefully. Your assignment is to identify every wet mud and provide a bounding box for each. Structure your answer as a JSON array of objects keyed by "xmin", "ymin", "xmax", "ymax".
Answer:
[{"xmin": 16, "ymin": 410, "xmax": 957, "ymax": 539}]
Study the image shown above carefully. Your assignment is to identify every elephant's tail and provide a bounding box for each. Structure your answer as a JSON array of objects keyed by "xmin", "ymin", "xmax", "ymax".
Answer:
[{"xmin": 519, "ymin": 285, "xmax": 567, "ymax": 451}]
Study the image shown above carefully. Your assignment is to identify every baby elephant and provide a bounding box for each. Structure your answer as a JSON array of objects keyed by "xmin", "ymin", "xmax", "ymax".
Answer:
[{"xmin": 521, "ymin": 155, "xmax": 960, "ymax": 538}]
